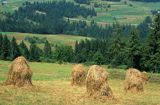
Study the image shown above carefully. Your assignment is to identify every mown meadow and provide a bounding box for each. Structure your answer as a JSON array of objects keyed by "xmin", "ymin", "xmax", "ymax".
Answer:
[{"xmin": 0, "ymin": 60, "xmax": 160, "ymax": 105}]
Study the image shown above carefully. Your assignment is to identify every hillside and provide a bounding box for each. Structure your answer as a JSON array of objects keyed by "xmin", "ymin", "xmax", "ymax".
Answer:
[
  {"xmin": 0, "ymin": 0, "xmax": 160, "ymax": 24},
  {"xmin": 0, "ymin": 60, "xmax": 160, "ymax": 105}
]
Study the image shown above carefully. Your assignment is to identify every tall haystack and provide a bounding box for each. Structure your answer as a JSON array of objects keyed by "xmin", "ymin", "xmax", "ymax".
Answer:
[
  {"xmin": 86, "ymin": 65, "xmax": 113, "ymax": 98},
  {"xmin": 4, "ymin": 56, "xmax": 33, "ymax": 87},
  {"xmin": 124, "ymin": 68, "xmax": 149, "ymax": 93},
  {"xmin": 71, "ymin": 64, "xmax": 86, "ymax": 86}
]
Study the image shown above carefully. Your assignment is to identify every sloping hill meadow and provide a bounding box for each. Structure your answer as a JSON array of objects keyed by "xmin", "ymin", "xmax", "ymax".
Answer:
[
  {"xmin": 0, "ymin": 32, "xmax": 91, "ymax": 47},
  {"xmin": 0, "ymin": 60, "xmax": 160, "ymax": 105}
]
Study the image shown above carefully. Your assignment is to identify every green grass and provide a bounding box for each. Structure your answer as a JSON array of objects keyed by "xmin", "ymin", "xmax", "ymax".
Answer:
[
  {"xmin": 0, "ymin": 32, "xmax": 91, "ymax": 47},
  {"xmin": 0, "ymin": 60, "xmax": 160, "ymax": 105},
  {"xmin": 70, "ymin": 1, "xmax": 160, "ymax": 24},
  {"xmin": 87, "ymin": 1, "xmax": 160, "ymax": 24}
]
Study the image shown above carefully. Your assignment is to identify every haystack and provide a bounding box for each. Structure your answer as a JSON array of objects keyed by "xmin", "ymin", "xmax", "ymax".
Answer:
[
  {"xmin": 71, "ymin": 64, "xmax": 86, "ymax": 86},
  {"xmin": 124, "ymin": 68, "xmax": 149, "ymax": 93},
  {"xmin": 141, "ymin": 71, "xmax": 149, "ymax": 84},
  {"xmin": 86, "ymin": 65, "xmax": 113, "ymax": 98},
  {"xmin": 4, "ymin": 56, "xmax": 33, "ymax": 87}
]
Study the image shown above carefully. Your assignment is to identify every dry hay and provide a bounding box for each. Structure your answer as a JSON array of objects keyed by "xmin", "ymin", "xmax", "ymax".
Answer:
[
  {"xmin": 71, "ymin": 64, "xmax": 86, "ymax": 86},
  {"xmin": 4, "ymin": 56, "xmax": 33, "ymax": 87},
  {"xmin": 141, "ymin": 71, "xmax": 149, "ymax": 84},
  {"xmin": 86, "ymin": 65, "xmax": 113, "ymax": 99},
  {"xmin": 124, "ymin": 68, "xmax": 149, "ymax": 93}
]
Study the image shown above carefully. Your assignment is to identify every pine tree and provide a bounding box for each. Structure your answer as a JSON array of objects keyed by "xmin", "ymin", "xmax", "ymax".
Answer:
[
  {"xmin": 10, "ymin": 37, "xmax": 21, "ymax": 60},
  {"xmin": 127, "ymin": 27, "xmax": 141, "ymax": 69},
  {"xmin": 19, "ymin": 40, "xmax": 30, "ymax": 59},
  {"xmin": 0, "ymin": 34, "xmax": 3, "ymax": 58},
  {"xmin": 74, "ymin": 40, "xmax": 87, "ymax": 63},
  {"xmin": 0, "ymin": 35, "xmax": 10, "ymax": 60},
  {"xmin": 143, "ymin": 14, "xmax": 160, "ymax": 72},
  {"xmin": 74, "ymin": 40, "xmax": 79, "ymax": 54},
  {"xmin": 29, "ymin": 43, "xmax": 40, "ymax": 61},
  {"xmin": 109, "ymin": 29, "xmax": 126, "ymax": 67},
  {"xmin": 44, "ymin": 40, "xmax": 52, "ymax": 57},
  {"xmin": 54, "ymin": 45, "xmax": 73, "ymax": 63},
  {"xmin": 93, "ymin": 51, "xmax": 104, "ymax": 65}
]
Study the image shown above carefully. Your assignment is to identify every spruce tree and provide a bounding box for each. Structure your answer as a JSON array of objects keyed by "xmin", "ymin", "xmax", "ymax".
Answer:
[
  {"xmin": 93, "ymin": 51, "xmax": 104, "ymax": 65},
  {"xmin": 74, "ymin": 41, "xmax": 79, "ymax": 55},
  {"xmin": 109, "ymin": 29, "xmax": 126, "ymax": 67},
  {"xmin": 19, "ymin": 40, "xmax": 30, "ymax": 59},
  {"xmin": 127, "ymin": 27, "xmax": 141, "ymax": 69},
  {"xmin": 144, "ymin": 14, "xmax": 160, "ymax": 72},
  {"xmin": 0, "ymin": 35, "xmax": 10, "ymax": 60},
  {"xmin": 54, "ymin": 45, "xmax": 73, "ymax": 63},
  {"xmin": 10, "ymin": 37, "xmax": 21, "ymax": 60},
  {"xmin": 29, "ymin": 43, "xmax": 40, "ymax": 61},
  {"xmin": 44, "ymin": 40, "xmax": 52, "ymax": 57},
  {"xmin": 0, "ymin": 34, "xmax": 3, "ymax": 58}
]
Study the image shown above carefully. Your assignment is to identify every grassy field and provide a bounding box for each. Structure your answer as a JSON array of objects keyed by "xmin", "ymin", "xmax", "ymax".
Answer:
[
  {"xmin": 0, "ymin": 60, "xmax": 160, "ymax": 105},
  {"xmin": 0, "ymin": 32, "xmax": 91, "ymax": 47},
  {"xmin": 89, "ymin": 1, "xmax": 160, "ymax": 24}
]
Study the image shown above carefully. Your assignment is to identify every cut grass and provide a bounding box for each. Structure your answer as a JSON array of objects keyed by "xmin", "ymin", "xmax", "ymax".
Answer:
[{"xmin": 0, "ymin": 60, "xmax": 160, "ymax": 105}]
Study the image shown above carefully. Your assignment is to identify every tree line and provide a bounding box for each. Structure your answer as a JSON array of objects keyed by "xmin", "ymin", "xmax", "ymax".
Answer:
[
  {"xmin": 0, "ymin": 14, "xmax": 160, "ymax": 72},
  {"xmin": 0, "ymin": 34, "xmax": 73, "ymax": 63}
]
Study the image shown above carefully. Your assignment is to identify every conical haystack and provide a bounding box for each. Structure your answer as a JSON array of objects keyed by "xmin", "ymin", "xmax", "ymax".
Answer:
[
  {"xmin": 71, "ymin": 64, "xmax": 86, "ymax": 86},
  {"xmin": 4, "ymin": 56, "xmax": 33, "ymax": 87},
  {"xmin": 86, "ymin": 65, "xmax": 113, "ymax": 98},
  {"xmin": 124, "ymin": 68, "xmax": 149, "ymax": 93}
]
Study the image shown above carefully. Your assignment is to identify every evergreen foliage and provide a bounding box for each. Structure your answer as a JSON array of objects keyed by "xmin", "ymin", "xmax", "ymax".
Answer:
[{"xmin": 19, "ymin": 41, "xmax": 30, "ymax": 59}]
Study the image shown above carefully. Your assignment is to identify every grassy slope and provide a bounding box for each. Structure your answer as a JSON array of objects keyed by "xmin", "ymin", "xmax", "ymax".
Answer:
[
  {"xmin": 87, "ymin": 1, "xmax": 160, "ymax": 25},
  {"xmin": 0, "ymin": 60, "xmax": 160, "ymax": 105},
  {"xmin": 0, "ymin": 32, "xmax": 91, "ymax": 47}
]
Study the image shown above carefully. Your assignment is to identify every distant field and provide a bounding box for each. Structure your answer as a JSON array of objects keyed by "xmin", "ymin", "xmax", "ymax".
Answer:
[
  {"xmin": 0, "ymin": 60, "xmax": 160, "ymax": 105},
  {"xmin": 90, "ymin": 1, "xmax": 160, "ymax": 24},
  {"xmin": 0, "ymin": 32, "xmax": 91, "ymax": 47}
]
